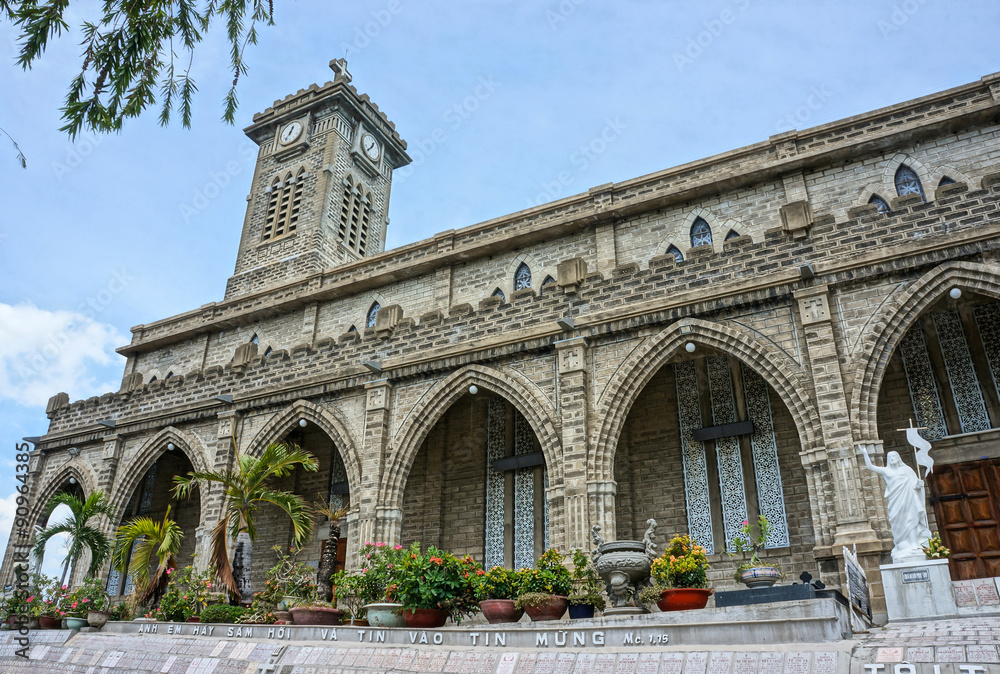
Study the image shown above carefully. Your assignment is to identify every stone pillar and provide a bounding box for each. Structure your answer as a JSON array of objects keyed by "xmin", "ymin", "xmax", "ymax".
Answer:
[
  {"xmin": 351, "ymin": 379, "xmax": 393, "ymax": 567},
  {"xmin": 594, "ymin": 223, "xmax": 617, "ymax": 277},
  {"xmin": 794, "ymin": 286, "xmax": 879, "ymax": 543},
  {"xmin": 0, "ymin": 445, "xmax": 42, "ymax": 586},
  {"xmin": 555, "ymin": 337, "xmax": 594, "ymax": 550},
  {"xmin": 94, "ymin": 434, "xmax": 125, "ymax": 584},
  {"xmin": 198, "ymin": 411, "xmax": 239, "ymax": 574}
]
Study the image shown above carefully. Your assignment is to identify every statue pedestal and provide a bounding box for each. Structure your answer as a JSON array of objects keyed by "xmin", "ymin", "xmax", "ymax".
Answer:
[{"xmin": 880, "ymin": 558, "xmax": 956, "ymax": 621}]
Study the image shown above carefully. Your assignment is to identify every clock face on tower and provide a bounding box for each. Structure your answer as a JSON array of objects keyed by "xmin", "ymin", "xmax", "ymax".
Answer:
[
  {"xmin": 279, "ymin": 121, "xmax": 303, "ymax": 145},
  {"xmin": 361, "ymin": 133, "xmax": 380, "ymax": 161}
]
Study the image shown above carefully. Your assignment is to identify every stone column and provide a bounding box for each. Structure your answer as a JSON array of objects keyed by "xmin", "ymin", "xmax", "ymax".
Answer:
[
  {"xmin": 93, "ymin": 434, "xmax": 125, "ymax": 585},
  {"xmin": 0, "ymin": 446, "xmax": 43, "ymax": 587},
  {"xmin": 350, "ymin": 379, "xmax": 393, "ymax": 567},
  {"xmin": 198, "ymin": 411, "xmax": 239, "ymax": 574},
  {"xmin": 794, "ymin": 285, "xmax": 880, "ymax": 547},
  {"xmin": 555, "ymin": 336, "xmax": 596, "ymax": 550}
]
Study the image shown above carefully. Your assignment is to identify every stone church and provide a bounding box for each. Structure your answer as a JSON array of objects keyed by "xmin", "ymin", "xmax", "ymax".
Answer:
[{"xmin": 9, "ymin": 62, "xmax": 1000, "ymax": 623}]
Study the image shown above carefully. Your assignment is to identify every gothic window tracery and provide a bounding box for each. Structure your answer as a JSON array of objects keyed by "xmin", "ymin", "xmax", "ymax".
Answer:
[
  {"xmin": 895, "ymin": 165, "xmax": 925, "ymax": 200},
  {"xmin": 869, "ymin": 195, "xmax": 892, "ymax": 214},
  {"xmin": 690, "ymin": 217, "xmax": 713, "ymax": 248},
  {"xmin": 667, "ymin": 245, "xmax": 684, "ymax": 263},
  {"xmin": 367, "ymin": 302, "xmax": 381, "ymax": 328},
  {"xmin": 514, "ymin": 263, "xmax": 532, "ymax": 291}
]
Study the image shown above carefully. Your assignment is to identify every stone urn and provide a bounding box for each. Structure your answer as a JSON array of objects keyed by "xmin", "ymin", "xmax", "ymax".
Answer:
[{"xmin": 591, "ymin": 519, "xmax": 658, "ymax": 613}]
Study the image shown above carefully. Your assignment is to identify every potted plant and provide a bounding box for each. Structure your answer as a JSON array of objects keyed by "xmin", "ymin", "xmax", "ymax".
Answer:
[
  {"xmin": 567, "ymin": 550, "xmax": 606, "ymax": 619},
  {"xmin": 73, "ymin": 577, "xmax": 112, "ymax": 628},
  {"xmin": 236, "ymin": 593, "xmax": 277, "ymax": 625},
  {"xmin": 60, "ymin": 591, "xmax": 89, "ymax": 630},
  {"xmin": 394, "ymin": 543, "xmax": 481, "ymax": 627},
  {"xmin": 514, "ymin": 549, "xmax": 573, "ymax": 621},
  {"xmin": 474, "ymin": 566, "xmax": 523, "ymax": 624},
  {"xmin": 729, "ymin": 516, "xmax": 783, "ymax": 588},
  {"xmin": 265, "ymin": 546, "xmax": 318, "ymax": 613},
  {"xmin": 923, "ymin": 533, "xmax": 950, "ymax": 559},
  {"xmin": 359, "ymin": 541, "xmax": 407, "ymax": 627},
  {"xmin": 333, "ymin": 572, "xmax": 368, "ymax": 625},
  {"xmin": 109, "ymin": 601, "xmax": 135, "ymax": 622},
  {"xmin": 158, "ymin": 565, "xmax": 214, "ymax": 622},
  {"xmin": 4, "ymin": 591, "xmax": 27, "ymax": 630},
  {"xmin": 641, "ymin": 534, "xmax": 712, "ymax": 611}
]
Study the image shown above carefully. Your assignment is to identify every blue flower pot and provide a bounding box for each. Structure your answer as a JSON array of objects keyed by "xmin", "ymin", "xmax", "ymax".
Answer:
[{"xmin": 568, "ymin": 604, "xmax": 595, "ymax": 620}]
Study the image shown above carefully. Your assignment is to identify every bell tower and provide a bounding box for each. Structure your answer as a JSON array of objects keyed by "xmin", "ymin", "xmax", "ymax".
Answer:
[{"xmin": 225, "ymin": 60, "xmax": 411, "ymax": 300}]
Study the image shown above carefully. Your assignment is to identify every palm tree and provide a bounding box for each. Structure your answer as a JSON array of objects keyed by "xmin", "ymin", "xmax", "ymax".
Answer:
[
  {"xmin": 111, "ymin": 505, "xmax": 183, "ymax": 604},
  {"xmin": 172, "ymin": 442, "xmax": 318, "ymax": 599},
  {"xmin": 31, "ymin": 491, "xmax": 115, "ymax": 586}
]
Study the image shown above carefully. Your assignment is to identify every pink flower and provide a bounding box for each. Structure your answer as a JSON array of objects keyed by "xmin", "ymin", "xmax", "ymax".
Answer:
[
  {"xmin": 71, "ymin": 602, "xmax": 78, "ymax": 609},
  {"xmin": 394, "ymin": 545, "xmax": 402, "ymax": 550},
  {"xmin": 82, "ymin": 598, "xmax": 89, "ymax": 603},
  {"xmin": 376, "ymin": 542, "xmax": 385, "ymax": 548},
  {"xmin": 26, "ymin": 596, "xmax": 33, "ymax": 602},
  {"xmin": 365, "ymin": 553, "xmax": 371, "ymax": 559},
  {"xmin": 166, "ymin": 568, "xmax": 173, "ymax": 575},
  {"xmin": 61, "ymin": 585, "xmax": 67, "ymax": 590},
  {"xmin": 742, "ymin": 520, "xmax": 749, "ymax": 526}
]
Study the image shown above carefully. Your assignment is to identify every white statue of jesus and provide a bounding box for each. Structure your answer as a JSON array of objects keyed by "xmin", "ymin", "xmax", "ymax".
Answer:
[{"xmin": 859, "ymin": 447, "xmax": 932, "ymax": 563}]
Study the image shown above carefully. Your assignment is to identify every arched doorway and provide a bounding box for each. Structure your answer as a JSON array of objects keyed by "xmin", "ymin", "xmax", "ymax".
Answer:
[
  {"xmin": 614, "ymin": 349, "xmax": 812, "ymax": 584},
  {"xmin": 107, "ymin": 449, "xmax": 200, "ymax": 597},
  {"xmin": 33, "ymin": 478, "xmax": 87, "ymax": 585},
  {"xmin": 875, "ymin": 291, "xmax": 1000, "ymax": 579},
  {"xmin": 400, "ymin": 392, "xmax": 549, "ymax": 568},
  {"xmin": 248, "ymin": 421, "xmax": 352, "ymax": 591}
]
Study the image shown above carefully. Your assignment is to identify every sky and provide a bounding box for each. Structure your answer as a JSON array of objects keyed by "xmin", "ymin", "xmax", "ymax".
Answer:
[{"xmin": 1, "ymin": 0, "xmax": 999, "ymax": 579}]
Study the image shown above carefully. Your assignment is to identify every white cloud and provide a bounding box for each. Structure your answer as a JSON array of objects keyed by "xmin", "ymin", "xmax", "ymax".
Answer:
[{"xmin": 0, "ymin": 303, "xmax": 127, "ymax": 406}]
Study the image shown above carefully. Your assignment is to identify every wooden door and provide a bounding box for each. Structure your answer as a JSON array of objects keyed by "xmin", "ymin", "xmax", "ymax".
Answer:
[{"xmin": 930, "ymin": 459, "xmax": 1000, "ymax": 579}]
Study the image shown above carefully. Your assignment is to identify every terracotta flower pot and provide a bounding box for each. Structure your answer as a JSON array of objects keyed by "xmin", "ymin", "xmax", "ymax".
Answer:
[
  {"xmin": 272, "ymin": 610, "xmax": 292, "ymax": 625},
  {"xmin": 523, "ymin": 595, "xmax": 568, "ymax": 622},
  {"xmin": 479, "ymin": 599, "xmax": 523, "ymax": 624},
  {"xmin": 401, "ymin": 608, "xmax": 448, "ymax": 628},
  {"xmin": 39, "ymin": 616, "xmax": 61, "ymax": 629},
  {"xmin": 289, "ymin": 606, "xmax": 344, "ymax": 626},
  {"xmin": 739, "ymin": 566, "xmax": 782, "ymax": 589},
  {"xmin": 87, "ymin": 610, "xmax": 112, "ymax": 629},
  {"xmin": 186, "ymin": 617, "xmax": 201, "ymax": 623},
  {"xmin": 655, "ymin": 588, "xmax": 713, "ymax": 612}
]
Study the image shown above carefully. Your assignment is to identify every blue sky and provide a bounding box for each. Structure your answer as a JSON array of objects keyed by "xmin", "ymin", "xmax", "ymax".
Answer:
[{"xmin": 1, "ymin": 1, "xmax": 999, "ymax": 576}]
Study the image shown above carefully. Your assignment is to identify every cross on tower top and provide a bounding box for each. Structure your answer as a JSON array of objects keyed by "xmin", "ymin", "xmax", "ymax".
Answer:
[{"xmin": 329, "ymin": 58, "xmax": 352, "ymax": 84}]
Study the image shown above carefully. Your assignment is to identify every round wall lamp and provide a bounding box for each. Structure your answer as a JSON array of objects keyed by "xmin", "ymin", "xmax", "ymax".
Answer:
[
  {"xmin": 299, "ymin": 419, "xmax": 308, "ymax": 427},
  {"xmin": 685, "ymin": 342, "xmax": 696, "ymax": 353},
  {"xmin": 949, "ymin": 287, "xmax": 962, "ymax": 300},
  {"xmin": 166, "ymin": 442, "xmax": 175, "ymax": 451},
  {"xmin": 469, "ymin": 385, "xmax": 479, "ymax": 395},
  {"xmin": 68, "ymin": 477, "xmax": 77, "ymax": 485}
]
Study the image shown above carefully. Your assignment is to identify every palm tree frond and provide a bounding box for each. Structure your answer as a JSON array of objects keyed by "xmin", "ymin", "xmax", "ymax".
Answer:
[{"xmin": 211, "ymin": 517, "xmax": 239, "ymax": 598}]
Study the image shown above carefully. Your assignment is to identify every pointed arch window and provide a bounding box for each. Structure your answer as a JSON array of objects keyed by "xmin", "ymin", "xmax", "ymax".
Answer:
[
  {"xmin": 690, "ymin": 217, "xmax": 713, "ymax": 248},
  {"xmin": 338, "ymin": 176, "xmax": 374, "ymax": 256},
  {"xmin": 250, "ymin": 334, "xmax": 259, "ymax": 346},
  {"xmin": 262, "ymin": 170, "xmax": 304, "ymax": 241},
  {"xmin": 514, "ymin": 263, "xmax": 532, "ymax": 291},
  {"xmin": 666, "ymin": 245, "xmax": 684, "ymax": 263},
  {"xmin": 165, "ymin": 371, "xmax": 173, "ymax": 379},
  {"xmin": 724, "ymin": 229, "xmax": 740, "ymax": 241},
  {"xmin": 895, "ymin": 165, "xmax": 925, "ymax": 200},
  {"xmin": 869, "ymin": 194, "xmax": 892, "ymax": 214},
  {"xmin": 263, "ymin": 347, "xmax": 273, "ymax": 359},
  {"xmin": 148, "ymin": 376, "xmax": 158, "ymax": 383},
  {"xmin": 939, "ymin": 176, "xmax": 956, "ymax": 187},
  {"xmin": 542, "ymin": 275, "xmax": 555, "ymax": 286},
  {"xmin": 366, "ymin": 302, "xmax": 381, "ymax": 329},
  {"xmin": 348, "ymin": 325, "xmax": 358, "ymax": 333},
  {"xmin": 492, "ymin": 288, "xmax": 506, "ymax": 303}
]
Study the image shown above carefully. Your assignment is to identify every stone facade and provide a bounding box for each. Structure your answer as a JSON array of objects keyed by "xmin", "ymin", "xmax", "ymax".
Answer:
[{"xmin": 11, "ymin": 67, "xmax": 1000, "ymax": 623}]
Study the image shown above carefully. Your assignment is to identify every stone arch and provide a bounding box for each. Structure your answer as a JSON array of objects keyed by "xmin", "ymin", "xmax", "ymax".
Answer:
[
  {"xmin": 380, "ymin": 364, "xmax": 563, "ymax": 509},
  {"xmin": 856, "ymin": 183, "xmax": 894, "ymax": 208},
  {"xmin": 244, "ymin": 399, "xmax": 363, "ymax": 498},
  {"xmin": 591, "ymin": 318, "xmax": 820, "ymax": 483},
  {"xmin": 27, "ymin": 459, "xmax": 98, "ymax": 530},
  {"xmin": 496, "ymin": 253, "xmax": 555, "ymax": 300},
  {"xmin": 849, "ymin": 260, "xmax": 1000, "ymax": 441},
  {"xmin": 108, "ymin": 426, "xmax": 212, "ymax": 519},
  {"xmin": 879, "ymin": 153, "xmax": 933, "ymax": 198},
  {"xmin": 659, "ymin": 208, "xmax": 746, "ymax": 258},
  {"xmin": 928, "ymin": 163, "xmax": 974, "ymax": 190}
]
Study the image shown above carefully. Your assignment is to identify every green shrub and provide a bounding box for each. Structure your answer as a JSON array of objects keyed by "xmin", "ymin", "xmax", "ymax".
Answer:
[{"xmin": 200, "ymin": 604, "xmax": 249, "ymax": 624}]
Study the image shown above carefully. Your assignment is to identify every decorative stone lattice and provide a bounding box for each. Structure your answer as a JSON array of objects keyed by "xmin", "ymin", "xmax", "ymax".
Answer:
[
  {"xmin": 484, "ymin": 398, "xmax": 506, "ymax": 569},
  {"xmin": 328, "ymin": 450, "xmax": 348, "ymax": 511},
  {"xmin": 708, "ymin": 356, "xmax": 748, "ymax": 552},
  {"xmin": 974, "ymin": 302, "xmax": 1000, "ymax": 405},
  {"xmin": 899, "ymin": 326, "xmax": 948, "ymax": 440},
  {"xmin": 674, "ymin": 361, "xmax": 714, "ymax": 555},
  {"xmin": 741, "ymin": 364, "xmax": 790, "ymax": 549},
  {"xmin": 513, "ymin": 412, "xmax": 535, "ymax": 569},
  {"xmin": 124, "ymin": 463, "xmax": 159, "ymax": 595},
  {"xmin": 933, "ymin": 309, "xmax": 989, "ymax": 434}
]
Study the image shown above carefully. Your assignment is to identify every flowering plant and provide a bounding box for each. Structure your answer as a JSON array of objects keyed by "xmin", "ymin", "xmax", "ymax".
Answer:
[
  {"xmin": 516, "ymin": 548, "xmax": 573, "ymax": 597},
  {"xmin": 72, "ymin": 577, "xmax": 111, "ymax": 612},
  {"xmin": 727, "ymin": 516, "xmax": 782, "ymax": 581},
  {"xmin": 331, "ymin": 571, "xmax": 368, "ymax": 621},
  {"xmin": 923, "ymin": 532, "xmax": 950, "ymax": 559},
  {"xmin": 393, "ymin": 542, "xmax": 481, "ymax": 623},
  {"xmin": 236, "ymin": 592, "xmax": 277, "ymax": 624},
  {"xmin": 358, "ymin": 541, "xmax": 407, "ymax": 604},
  {"xmin": 472, "ymin": 566, "xmax": 517, "ymax": 601},
  {"xmin": 157, "ymin": 565, "xmax": 215, "ymax": 621},
  {"xmin": 650, "ymin": 534, "xmax": 710, "ymax": 589}
]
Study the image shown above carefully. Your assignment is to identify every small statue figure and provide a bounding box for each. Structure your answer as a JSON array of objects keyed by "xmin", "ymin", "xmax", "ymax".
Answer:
[
  {"xmin": 642, "ymin": 519, "xmax": 658, "ymax": 559},
  {"xmin": 591, "ymin": 525, "xmax": 605, "ymax": 563}
]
